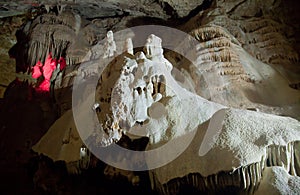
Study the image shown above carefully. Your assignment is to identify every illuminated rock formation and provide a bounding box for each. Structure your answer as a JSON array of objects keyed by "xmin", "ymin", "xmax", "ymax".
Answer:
[
  {"xmin": 93, "ymin": 33, "xmax": 224, "ymax": 146},
  {"xmin": 149, "ymin": 108, "xmax": 300, "ymax": 194}
]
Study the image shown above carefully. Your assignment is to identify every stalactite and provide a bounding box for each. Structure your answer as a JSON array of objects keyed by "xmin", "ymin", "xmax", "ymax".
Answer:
[
  {"xmin": 269, "ymin": 53, "xmax": 299, "ymax": 64},
  {"xmin": 192, "ymin": 26, "xmax": 232, "ymax": 42},
  {"xmin": 198, "ymin": 49, "xmax": 232, "ymax": 62},
  {"xmin": 240, "ymin": 19, "xmax": 281, "ymax": 34},
  {"xmin": 154, "ymin": 141, "xmax": 300, "ymax": 194},
  {"xmin": 197, "ymin": 37, "xmax": 232, "ymax": 49}
]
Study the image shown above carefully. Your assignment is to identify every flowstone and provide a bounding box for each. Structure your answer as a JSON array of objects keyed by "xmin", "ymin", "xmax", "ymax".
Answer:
[{"xmin": 149, "ymin": 108, "xmax": 300, "ymax": 194}]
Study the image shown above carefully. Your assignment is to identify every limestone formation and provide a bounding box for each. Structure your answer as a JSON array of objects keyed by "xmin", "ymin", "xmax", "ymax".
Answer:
[
  {"xmin": 69, "ymin": 31, "xmax": 299, "ymax": 194},
  {"xmin": 9, "ymin": 11, "xmax": 84, "ymax": 72},
  {"xmin": 178, "ymin": 19, "xmax": 300, "ymax": 117},
  {"xmin": 149, "ymin": 108, "xmax": 300, "ymax": 194},
  {"xmin": 92, "ymin": 34, "xmax": 224, "ymax": 146}
]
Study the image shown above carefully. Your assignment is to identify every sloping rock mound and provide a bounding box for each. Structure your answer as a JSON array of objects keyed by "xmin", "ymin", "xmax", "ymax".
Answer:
[
  {"xmin": 149, "ymin": 108, "xmax": 300, "ymax": 194},
  {"xmin": 32, "ymin": 109, "xmax": 83, "ymax": 163},
  {"xmin": 192, "ymin": 25, "xmax": 300, "ymax": 113}
]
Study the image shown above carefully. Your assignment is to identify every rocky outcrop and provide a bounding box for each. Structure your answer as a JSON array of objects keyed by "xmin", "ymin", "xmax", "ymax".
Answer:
[
  {"xmin": 0, "ymin": 10, "xmax": 29, "ymax": 97},
  {"xmin": 57, "ymin": 31, "xmax": 300, "ymax": 194},
  {"xmin": 184, "ymin": 0, "xmax": 300, "ymax": 75},
  {"xmin": 150, "ymin": 109, "xmax": 300, "ymax": 194},
  {"xmin": 191, "ymin": 25, "xmax": 300, "ymax": 116},
  {"xmin": 83, "ymin": 33, "xmax": 224, "ymax": 147}
]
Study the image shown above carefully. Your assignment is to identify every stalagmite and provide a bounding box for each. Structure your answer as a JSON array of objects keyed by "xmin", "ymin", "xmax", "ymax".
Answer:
[
  {"xmin": 103, "ymin": 30, "xmax": 116, "ymax": 59},
  {"xmin": 125, "ymin": 38, "xmax": 134, "ymax": 55}
]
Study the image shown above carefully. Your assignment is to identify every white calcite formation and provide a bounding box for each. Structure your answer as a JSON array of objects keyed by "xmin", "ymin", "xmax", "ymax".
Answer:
[
  {"xmin": 149, "ymin": 108, "xmax": 300, "ymax": 194},
  {"xmin": 108, "ymin": 34, "xmax": 224, "ymax": 145},
  {"xmin": 172, "ymin": 24, "xmax": 300, "ymax": 117},
  {"xmin": 124, "ymin": 38, "xmax": 134, "ymax": 55},
  {"xmin": 17, "ymin": 0, "xmax": 300, "ymax": 193}
]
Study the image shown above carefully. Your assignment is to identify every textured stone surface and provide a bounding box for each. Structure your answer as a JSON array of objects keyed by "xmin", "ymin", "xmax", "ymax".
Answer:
[
  {"xmin": 150, "ymin": 108, "xmax": 300, "ymax": 185},
  {"xmin": 0, "ymin": 14, "xmax": 28, "ymax": 97},
  {"xmin": 170, "ymin": 0, "xmax": 300, "ymax": 119},
  {"xmin": 255, "ymin": 167, "xmax": 300, "ymax": 195},
  {"xmin": 89, "ymin": 33, "xmax": 224, "ymax": 146}
]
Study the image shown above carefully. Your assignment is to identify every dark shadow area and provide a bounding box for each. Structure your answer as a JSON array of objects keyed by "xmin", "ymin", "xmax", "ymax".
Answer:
[
  {"xmin": 180, "ymin": 0, "xmax": 213, "ymax": 23},
  {"xmin": 126, "ymin": 16, "xmax": 179, "ymax": 28}
]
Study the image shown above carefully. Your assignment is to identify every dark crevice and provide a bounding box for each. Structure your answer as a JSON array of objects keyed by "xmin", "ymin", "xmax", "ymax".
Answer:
[
  {"xmin": 155, "ymin": 0, "xmax": 178, "ymax": 19},
  {"xmin": 227, "ymin": 0, "xmax": 248, "ymax": 15},
  {"xmin": 126, "ymin": 0, "xmax": 214, "ymax": 28},
  {"xmin": 289, "ymin": 82, "xmax": 300, "ymax": 90},
  {"xmin": 181, "ymin": 0, "xmax": 213, "ymax": 21},
  {"xmin": 126, "ymin": 16, "xmax": 173, "ymax": 27},
  {"xmin": 84, "ymin": 12, "xmax": 126, "ymax": 21}
]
